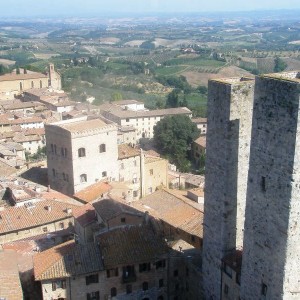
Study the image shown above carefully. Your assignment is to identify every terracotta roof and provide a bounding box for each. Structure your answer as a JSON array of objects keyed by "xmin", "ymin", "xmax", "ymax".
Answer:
[
  {"xmin": 132, "ymin": 189, "xmax": 203, "ymax": 238},
  {"xmin": 1, "ymin": 100, "xmax": 43, "ymax": 111},
  {"xmin": 97, "ymin": 226, "xmax": 168, "ymax": 269},
  {"xmin": 0, "ymin": 72, "xmax": 47, "ymax": 82},
  {"xmin": 10, "ymin": 116, "xmax": 43, "ymax": 125},
  {"xmin": 0, "ymin": 160, "xmax": 16, "ymax": 178},
  {"xmin": 118, "ymin": 144, "xmax": 140, "ymax": 159},
  {"xmin": 144, "ymin": 149, "xmax": 160, "ymax": 157},
  {"xmin": 113, "ymin": 99, "xmax": 144, "ymax": 105},
  {"xmin": 93, "ymin": 198, "xmax": 143, "ymax": 222},
  {"xmin": 58, "ymin": 118, "xmax": 108, "ymax": 133},
  {"xmin": 0, "ymin": 199, "xmax": 78, "ymax": 234},
  {"xmin": 13, "ymin": 133, "xmax": 41, "ymax": 143},
  {"xmin": 101, "ymin": 104, "xmax": 192, "ymax": 119},
  {"xmin": 194, "ymin": 136, "xmax": 206, "ymax": 148},
  {"xmin": 34, "ymin": 240, "xmax": 104, "ymax": 280},
  {"xmin": 73, "ymin": 181, "xmax": 111, "ymax": 203},
  {"xmin": 191, "ymin": 118, "xmax": 207, "ymax": 123},
  {"xmin": 0, "ymin": 250, "xmax": 23, "ymax": 300},
  {"xmin": 73, "ymin": 203, "xmax": 96, "ymax": 227}
]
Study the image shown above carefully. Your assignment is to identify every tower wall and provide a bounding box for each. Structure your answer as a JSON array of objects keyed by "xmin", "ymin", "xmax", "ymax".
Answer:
[
  {"xmin": 240, "ymin": 73, "xmax": 300, "ymax": 299},
  {"xmin": 203, "ymin": 78, "xmax": 254, "ymax": 299}
]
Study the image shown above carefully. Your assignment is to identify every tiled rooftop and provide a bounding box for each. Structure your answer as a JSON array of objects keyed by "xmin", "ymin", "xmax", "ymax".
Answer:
[
  {"xmin": 132, "ymin": 189, "xmax": 203, "ymax": 238},
  {"xmin": 0, "ymin": 199, "xmax": 79, "ymax": 234},
  {"xmin": 93, "ymin": 198, "xmax": 143, "ymax": 223},
  {"xmin": 73, "ymin": 181, "xmax": 111, "ymax": 203},
  {"xmin": 57, "ymin": 118, "xmax": 108, "ymax": 133},
  {"xmin": 194, "ymin": 136, "xmax": 206, "ymax": 148},
  {"xmin": 73, "ymin": 203, "xmax": 96, "ymax": 227},
  {"xmin": 97, "ymin": 226, "xmax": 168, "ymax": 269},
  {"xmin": 0, "ymin": 72, "xmax": 47, "ymax": 82},
  {"xmin": 0, "ymin": 250, "xmax": 23, "ymax": 300},
  {"xmin": 34, "ymin": 240, "xmax": 104, "ymax": 280},
  {"xmin": 118, "ymin": 144, "xmax": 140, "ymax": 159}
]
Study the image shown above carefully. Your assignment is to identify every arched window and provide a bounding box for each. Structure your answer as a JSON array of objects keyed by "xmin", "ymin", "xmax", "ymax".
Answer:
[
  {"xmin": 80, "ymin": 174, "xmax": 87, "ymax": 183},
  {"xmin": 142, "ymin": 282, "xmax": 148, "ymax": 291},
  {"xmin": 31, "ymin": 81, "xmax": 34, "ymax": 88},
  {"xmin": 78, "ymin": 148, "xmax": 86, "ymax": 157},
  {"xmin": 99, "ymin": 144, "xmax": 106, "ymax": 153},
  {"xmin": 111, "ymin": 287, "xmax": 117, "ymax": 297},
  {"xmin": 40, "ymin": 80, "xmax": 43, "ymax": 88}
]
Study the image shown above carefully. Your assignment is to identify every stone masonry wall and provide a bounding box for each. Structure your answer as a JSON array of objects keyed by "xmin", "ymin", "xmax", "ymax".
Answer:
[
  {"xmin": 202, "ymin": 77, "xmax": 254, "ymax": 300},
  {"xmin": 240, "ymin": 74, "xmax": 300, "ymax": 299}
]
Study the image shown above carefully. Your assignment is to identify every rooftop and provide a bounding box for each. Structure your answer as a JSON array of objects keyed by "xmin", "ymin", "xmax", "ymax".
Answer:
[
  {"xmin": 194, "ymin": 136, "xmax": 206, "ymax": 148},
  {"xmin": 73, "ymin": 181, "xmax": 111, "ymax": 203},
  {"xmin": 0, "ymin": 199, "xmax": 79, "ymax": 234},
  {"xmin": 0, "ymin": 250, "xmax": 23, "ymax": 300},
  {"xmin": 97, "ymin": 226, "xmax": 168, "ymax": 269},
  {"xmin": 118, "ymin": 144, "xmax": 140, "ymax": 160},
  {"xmin": 93, "ymin": 198, "xmax": 143, "ymax": 223},
  {"xmin": 34, "ymin": 240, "xmax": 103, "ymax": 280},
  {"xmin": 132, "ymin": 189, "xmax": 203, "ymax": 238},
  {"xmin": 0, "ymin": 71, "xmax": 47, "ymax": 82},
  {"xmin": 73, "ymin": 203, "xmax": 96, "ymax": 227}
]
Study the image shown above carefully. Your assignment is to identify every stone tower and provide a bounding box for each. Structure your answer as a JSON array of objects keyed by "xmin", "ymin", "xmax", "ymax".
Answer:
[
  {"xmin": 48, "ymin": 63, "xmax": 61, "ymax": 90},
  {"xmin": 202, "ymin": 77, "xmax": 255, "ymax": 299},
  {"xmin": 240, "ymin": 72, "xmax": 300, "ymax": 299}
]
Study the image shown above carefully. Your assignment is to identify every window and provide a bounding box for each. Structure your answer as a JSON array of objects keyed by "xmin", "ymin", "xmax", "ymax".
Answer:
[
  {"xmin": 99, "ymin": 144, "xmax": 106, "ymax": 153},
  {"xmin": 261, "ymin": 176, "xmax": 266, "ymax": 192},
  {"xmin": 121, "ymin": 217, "xmax": 126, "ymax": 223},
  {"xmin": 20, "ymin": 82, "xmax": 23, "ymax": 91},
  {"xmin": 52, "ymin": 280, "xmax": 66, "ymax": 291},
  {"xmin": 86, "ymin": 274, "xmax": 99, "ymax": 285},
  {"xmin": 159, "ymin": 279, "xmax": 164, "ymax": 288},
  {"xmin": 51, "ymin": 144, "xmax": 54, "ymax": 153},
  {"xmin": 40, "ymin": 80, "xmax": 43, "ymax": 88},
  {"xmin": 52, "ymin": 168, "xmax": 56, "ymax": 177},
  {"xmin": 86, "ymin": 291, "xmax": 100, "ymax": 300},
  {"xmin": 126, "ymin": 284, "xmax": 132, "ymax": 294},
  {"xmin": 224, "ymin": 284, "xmax": 229, "ymax": 295},
  {"xmin": 102, "ymin": 171, "xmax": 107, "ymax": 177},
  {"xmin": 156, "ymin": 259, "xmax": 166, "ymax": 269},
  {"xmin": 175, "ymin": 283, "xmax": 179, "ymax": 291},
  {"xmin": 80, "ymin": 174, "xmax": 87, "ymax": 183},
  {"xmin": 126, "ymin": 118, "xmax": 129, "ymax": 122},
  {"xmin": 107, "ymin": 268, "xmax": 119, "ymax": 278},
  {"xmin": 224, "ymin": 264, "xmax": 232, "ymax": 278},
  {"xmin": 78, "ymin": 147, "xmax": 86, "ymax": 157},
  {"xmin": 54, "ymin": 145, "xmax": 57, "ymax": 154},
  {"xmin": 148, "ymin": 187, "xmax": 153, "ymax": 194},
  {"xmin": 111, "ymin": 287, "xmax": 117, "ymax": 297},
  {"xmin": 174, "ymin": 269, "xmax": 178, "ymax": 277},
  {"xmin": 31, "ymin": 81, "xmax": 34, "ymax": 88},
  {"xmin": 59, "ymin": 222, "xmax": 64, "ymax": 229},
  {"xmin": 149, "ymin": 169, "xmax": 153, "ymax": 175},
  {"xmin": 121, "ymin": 163, "xmax": 124, "ymax": 170},
  {"xmin": 43, "ymin": 227, "xmax": 48, "ymax": 232},
  {"xmin": 61, "ymin": 147, "xmax": 67, "ymax": 157},
  {"xmin": 142, "ymin": 282, "xmax": 148, "ymax": 291},
  {"xmin": 139, "ymin": 263, "xmax": 151, "ymax": 272},
  {"xmin": 133, "ymin": 190, "xmax": 138, "ymax": 197},
  {"xmin": 261, "ymin": 283, "xmax": 268, "ymax": 296}
]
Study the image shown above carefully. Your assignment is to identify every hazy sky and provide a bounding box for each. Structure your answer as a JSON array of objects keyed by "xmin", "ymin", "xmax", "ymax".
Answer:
[{"xmin": 1, "ymin": 0, "xmax": 300, "ymax": 17}]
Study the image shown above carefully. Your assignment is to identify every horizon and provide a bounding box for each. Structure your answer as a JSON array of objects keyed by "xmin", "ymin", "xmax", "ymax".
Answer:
[{"xmin": 1, "ymin": 0, "xmax": 300, "ymax": 18}]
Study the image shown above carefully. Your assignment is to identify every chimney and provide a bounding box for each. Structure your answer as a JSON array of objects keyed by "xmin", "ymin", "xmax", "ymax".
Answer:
[
  {"xmin": 47, "ymin": 185, "xmax": 50, "ymax": 192},
  {"xmin": 45, "ymin": 205, "xmax": 52, "ymax": 212},
  {"xmin": 66, "ymin": 208, "xmax": 72, "ymax": 214}
]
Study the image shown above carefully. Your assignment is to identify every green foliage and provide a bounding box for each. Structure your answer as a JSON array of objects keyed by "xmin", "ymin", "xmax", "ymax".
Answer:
[
  {"xmin": 111, "ymin": 92, "xmax": 123, "ymax": 101},
  {"xmin": 156, "ymin": 75, "xmax": 192, "ymax": 93},
  {"xmin": 0, "ymin": 64, "xmax": 9, "ymax": 75},
  {"xmin": 153, "ymin": 115, "xmax": 200, "ymax": 172},
  {"xmin": 140, "ymin": 40, "xmax": 155, "ymax": 50},
  {"xmin": 274, "ymin": 57, "xmax": 287, "ymax": 72},
  {"xmin": 166, "ymin": 89, "xmax": 180, "ymax": 108}
]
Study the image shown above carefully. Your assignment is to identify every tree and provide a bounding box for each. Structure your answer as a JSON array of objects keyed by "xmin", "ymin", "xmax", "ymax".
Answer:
[
  {"xmin": 153, "ymin": 115, "xmax": 200, "ymax": 172},
  {"xmin": 166, "ymin": 89, "xmax": 180, "ymax": 108},
  {"xmin": 274, "ymin": 57, "xmax": 287, "ymax": 72}
]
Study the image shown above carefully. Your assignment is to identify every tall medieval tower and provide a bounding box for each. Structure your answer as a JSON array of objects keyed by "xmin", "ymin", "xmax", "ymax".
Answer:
[
  {"xmin": 202, "ymin": 77, "xmax": 255, "ymax": 299},
  {"xmin": 240, "ymin": 72, "xmax": 300, "ymax": 299},
  {"xmin": 48, "ymin": 63, "xmax": 61, "ymax": 90}
]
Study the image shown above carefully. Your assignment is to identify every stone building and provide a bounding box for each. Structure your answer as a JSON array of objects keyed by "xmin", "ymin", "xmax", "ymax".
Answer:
[
  {"xmin": 34, "ymin": 226, "xmax": 169, "ymax": 300},
  {"xmin": 0, "ymin": 64, "xmax": 61, "ymax": 100},
  {"xmin": 203, "ymin": 71, "xmax": 300, "ymax": 299},
  {"xmin": 202, "ymin": 77, "xmax": 255, "ymax": 299},
  {"xmin": 45, "ymin": 117, "xmax": 119, "ymax": 196},
  {"xmin": 100, "ymin": 102, "xmax": 192, "ymax": 140}
]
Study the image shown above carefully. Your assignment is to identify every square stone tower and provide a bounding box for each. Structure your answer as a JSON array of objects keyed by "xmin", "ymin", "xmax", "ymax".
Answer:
[
  {"xmin": 240, "ymin": 72, "xmax": 300, "ymax": 299},
  {"xmin": 202, "ymin": 77, "xmax": 255, "ymax": 299}
]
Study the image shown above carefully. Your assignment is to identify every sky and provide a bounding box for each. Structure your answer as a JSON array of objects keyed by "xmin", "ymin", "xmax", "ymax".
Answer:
[{"xmin": 1, "ymin": 0, "xmax": 300, "ymax": 17}]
